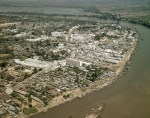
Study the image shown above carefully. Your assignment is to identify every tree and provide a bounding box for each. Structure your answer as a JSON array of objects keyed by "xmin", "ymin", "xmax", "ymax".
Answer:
[
  {"xmin": 18, "ymin": 96, "xmax": 24, "ymax": 102},
  {"xmin": 0, "ymin": 62, "xmax": 7, "ymax": 68},
  {"xmin": 60, "ymin": 50, "xmax": 66, "ymax": 55},
  {"xmin": 39, "ymin": 68, "xmax": 42, "ymax": 71},
  {"xmin": 90, "ymin": 77, "xmax": 96, "ymax": 82},
  {"xmin": 57, "ymin": 67, "xmax": 62, "ymax": 71},
  {"xmin": 43, "ymin": 100, "xmax": 48, "ymax": 105},
  {"xmin": 24, "ymin": 73, "xmax": 30, "ymax": 79},
  {"xmin": 92, "ymin": 73, "xmax": 98, "ymax": 78},
  {"xmin": 32, "ymin": 67, "xmax": 37, "ymax": 74},
  {"xmin": 28, "ymin": 97, "xmax": 32, "ymax": 103},
  {"xmin": 0, "ymin": 75, "xmax": 4, "ymax": 79},
  {"xmin": 73, "ymin": 66, "xmax": 80, "ymax": 74},
  {"xmin": 63, "ymin": 95, "xmax": 67, "ymax": 99},
  {"xmin": 74, "ymin": 76, "xmax": 79, "ymax": 84},
  {"xmin": 11, "ymin": 92, "xmax": 18, "ymax": 98},
  {"xmin": 29, "ymin": 104, "xmax": 32, "ymax": 107}
]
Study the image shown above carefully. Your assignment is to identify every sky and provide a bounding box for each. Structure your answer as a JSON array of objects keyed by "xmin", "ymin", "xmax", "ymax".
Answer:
[{"xmin": 0, "ymin": 0, "xmax": 149, "ymax": 2}]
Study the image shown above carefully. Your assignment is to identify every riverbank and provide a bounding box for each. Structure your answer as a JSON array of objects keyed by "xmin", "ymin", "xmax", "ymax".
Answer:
[
  {"xmin": 29, "ymin": 34, "xmax": 138, "ymax": 118},
  {"xmin": 28, "ymin": 83, "xmax": 108, "ymax": 118}
]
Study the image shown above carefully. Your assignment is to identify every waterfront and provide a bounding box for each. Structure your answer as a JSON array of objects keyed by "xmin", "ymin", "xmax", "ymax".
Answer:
[{"xmin": 31, "ymin": 22, "xmax": 150, "ymax": 118}]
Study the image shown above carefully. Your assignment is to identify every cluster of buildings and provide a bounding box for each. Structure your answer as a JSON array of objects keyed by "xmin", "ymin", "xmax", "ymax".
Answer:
[
  {"xmin": 11, "ymin": 22, "xmax": 136, "ymax": 106},
  {"xmin": 0, "ymin": 98, "xmax": 22, "ymax": 118},
  {"xmin": 0, "ymin": 14, "xmax": 137, "ymax": 117},
  {"xmin": 14, "ymin": 65, "xmax": 114, "ymax": 103},
  {"xmin": 65, "ymin": 25, "xmax": 136, "ymax": 68},
  {"xmin": 0, "ymin": 86, "xmax": 22, "ymax": 118}
]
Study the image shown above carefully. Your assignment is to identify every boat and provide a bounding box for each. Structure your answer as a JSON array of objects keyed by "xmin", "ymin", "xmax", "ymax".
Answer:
[
  {"xmin": 77, "ymin": 95, "xmax": 82, "ymax": 99},
  {"xmin": 43, "ymin": 109, "xmax": 47, "ymax": 113}
]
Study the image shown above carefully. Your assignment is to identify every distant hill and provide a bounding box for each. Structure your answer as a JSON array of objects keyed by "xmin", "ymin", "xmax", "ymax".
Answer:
[{"xmin": 0, "ymin": 0, "xmax": 149, "ymax": 8}]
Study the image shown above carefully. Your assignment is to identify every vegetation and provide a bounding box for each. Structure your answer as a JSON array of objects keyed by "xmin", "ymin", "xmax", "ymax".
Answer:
[
  {"xmin": 40, "ymin": 97, "xmax": 49, "ymax": 105},
  {"xmin": 94, "ymin": 35, "xmax": 101, "ymax": 41},
  {"xmin": 124, "ymin": 18, "xmax": 150, "ymax": 28},
  {"xmin": 24, "ymin": 73, "xmax": 31, "ymax": 79},
  {"xmin": 72, "ymin": 66, "xmax": 80, "ymax": 74},
  {"xmin": 63, "ymin": 94, "xmax": 70, "ymax": 99},
  {"xmin": 24, "ymin": 106, "xmax": 38, "ymax": 115},
  {"xmin": 32, "ymin": 68, "xmax": 38, "ymax": 74},
  {"xmin": 0, "ymin": 54, "xmax": 11, "ymax": 68},
  {"xmin": 11, "ymin": 92, "xmax": 24, "ymax": 103}
]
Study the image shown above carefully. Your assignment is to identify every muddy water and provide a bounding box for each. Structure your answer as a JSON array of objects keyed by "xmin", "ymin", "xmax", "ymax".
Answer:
[{"xmin": 31, "ymin": 22, "xmax": 150, "ymax": 118}]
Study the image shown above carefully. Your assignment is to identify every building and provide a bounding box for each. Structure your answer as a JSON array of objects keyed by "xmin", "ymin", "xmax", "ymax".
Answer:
[
  {"xmin": 31, "ymin": 95, "xmax": 43, "ymax": 104},
  {"xmin": 5, "ymin": 87, "xmax": 13, "ymax": 95},
  {"xmin": 15, "ymin": 32, "xmax": 26, "ymax": 38},
  {"xmin": 0, "ymin": 92, "xmax": 12, "ymax": 101},
  {"xmin": 13, "ymin": 89, "xmax": 28, "ymax": 95},
  {"xmin": 67, "ymin": 58, "xmax": 91, "ymax": 67},
  {"xmin": 47, "ymin": 89, "xmax": 58, "ymax": 96},
  {"xmin": 58, "ymin": 43, "xmax": 64, "ymax": 49},
  {"xmin": 26, "ymin": 35, "xmax": 48, "ymax": 42}
]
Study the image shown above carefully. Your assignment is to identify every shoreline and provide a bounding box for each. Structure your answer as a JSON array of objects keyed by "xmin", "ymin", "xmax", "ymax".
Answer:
[{"xmin": 28, "ymin": 34, "xmax": 138, "ymax": 118}]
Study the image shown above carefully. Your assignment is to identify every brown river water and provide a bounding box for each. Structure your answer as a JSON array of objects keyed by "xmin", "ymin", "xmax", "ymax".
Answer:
[{"xmin": 31, "ymin": 22, "xmax": 150, "ymax": 118}]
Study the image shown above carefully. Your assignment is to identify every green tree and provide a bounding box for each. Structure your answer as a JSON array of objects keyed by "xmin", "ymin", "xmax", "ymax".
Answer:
[
  {"xmin": 28, "ymin": 97, "xmax": 32, "ymax": 103},
  {"xmin": 24, "ymin": 73, "xmax": 30, "ymax": 79},
  {"xmin": 74, "ymin": 76, "xmax": 80, "ymax": 84},
  {"xmin": 32, "ymin": 67, "xmax": 37, "ymax": 74},
  {"xmin": 0, "ymin": 74, "xmax": 4, "ymax": 79},
  {"xmin": 39, "ymin": 68, "xmax": 42, "ymax": 71},
  {"xmin": 94, "ymin": 35, "xmax": 101, "ymax": 40},
  {"xmin": 92, "ymin": 73, "xmax": 98, "ymax": 78}
]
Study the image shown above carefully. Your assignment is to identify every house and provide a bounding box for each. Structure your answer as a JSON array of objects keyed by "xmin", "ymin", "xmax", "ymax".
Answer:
[
  {"xmin": 0, "ymin": 104, "xmax": 3, "ymax": 108},
  {"xmin": 0, "ymin": 92, "xmax": 12, "ymax": 101},
  {"xmin": 47, "ymin": 89, "xmax": 58, "ymax": 96},
  {"xmin": 8, "ymin": 67, "xmax": 15, "ymax": 72},
  {"xmin": 24, "ymin": 66, "xmax": 32, "ymax": 73},
  {"xmin": 5, "ymin": 99, "xmax": 12, "ymax": 103},
  {"xmin": 31, "ymin": 95, "xmax": 44, "ymax": 104},
  {"xmin": 0, "ymin": 110, "xmax": 5, "ymax": 115},
  {"xmin": 13, "ymin": 89, "xmax": 28, "ymax": 96},
  {"xmin": 5, "ymin": 87, "xmax": 13, "ymax": 95}
]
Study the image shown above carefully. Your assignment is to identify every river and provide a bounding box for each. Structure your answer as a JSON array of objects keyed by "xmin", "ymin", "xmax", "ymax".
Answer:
[{"xmin": 31, "ymin": 22, "xmax": 150, "ymax": 118}]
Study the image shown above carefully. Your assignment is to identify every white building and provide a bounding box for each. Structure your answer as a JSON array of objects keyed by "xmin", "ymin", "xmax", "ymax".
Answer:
[
  {"xmin": 58, "ymin": 43, "xmax": 64, "ymax": 49},
  {"xmin": 14, "ymin": 58, "xmax": 67, "ymax": 70},
  {"xmin": 26, "ymin": 35, "xmax": 48, "ymax": 42},
  {"xmin": 51, "ymin": 32, "xmax": 63, "ymax": 37},
  {"xmin": 5, "ymin": 87, "xmax": 13, "ymax": 95},
  {"xmin": 67, "ymin": 58, "xmax": 91, "ymax": 67},
  {"xmin": 15, "ymin": 32, "xmax": 26, "ymax": 38}
]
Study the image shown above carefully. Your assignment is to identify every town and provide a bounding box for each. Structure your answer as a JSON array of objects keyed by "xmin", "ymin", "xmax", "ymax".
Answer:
[{"xmin": 0, "ymin": 13, "xmax": 138, "ymax": 118}]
